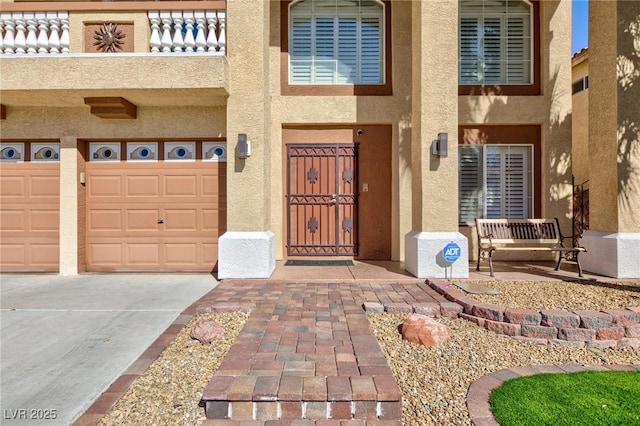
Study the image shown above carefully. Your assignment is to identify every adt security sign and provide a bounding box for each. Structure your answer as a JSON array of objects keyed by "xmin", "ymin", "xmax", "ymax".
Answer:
[{"xmin": 443, "ymin": 242, "xmax": 461, "ymax": 263}]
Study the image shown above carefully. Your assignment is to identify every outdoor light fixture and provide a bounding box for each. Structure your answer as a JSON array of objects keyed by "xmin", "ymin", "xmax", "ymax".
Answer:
[
  {"xmin": 432, "ymin": 132, "xmax": 448, "ymax": 157},
  {"xmin": 237, "ymin": 133, "xmax": 251, "ymax": 159}
]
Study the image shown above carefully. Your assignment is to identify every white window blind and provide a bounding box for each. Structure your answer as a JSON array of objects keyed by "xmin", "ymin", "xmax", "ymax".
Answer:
[
  {"xmin": 459, "ymin": 145, "xmax": 483, "ymax": 224},
  {"xmin": 459, "ymin": 144, "xmax": 533, "ymax": 224},
  {"xmin": 459, "ymin": 0, "xmax": 532, "ymax": 85},
  {"xmin": 289, "ymin": 0, "xmax": 384, "ymax": 85}
]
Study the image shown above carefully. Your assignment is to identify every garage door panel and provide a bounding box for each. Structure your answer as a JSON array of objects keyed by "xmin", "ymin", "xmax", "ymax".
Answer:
[
  {"xmin": 0, "ymin": 210, "xmax": 26, "ymax": 231},
  {"xmin": 126, "ymin": 175, "xmax": 160, "ymax": 197},
  {"xmin": 164, "ymin": 243, "xmax": 198, "ymax": 265},
  {"xmin": 88, "ymin": 243, "xmax": 123, "ymax": 265},
  {"xmin": 164, "ymin": 175, "xmax": 197, "ymax": 197},
  {"xmin": 202, "ymin": 172, "xmax": 225, "ymax": 197},
  {"xmin": 0, "ymin": 244, "xmax": 25, "ymax": 265},
  {"xmin": 0, "ymin": 176, "xmax": 26, "ymax": 197},
  {"xmin": 126, "ymin": 244, "xmax": 160, "ymax": 265},
  {"xmin": 89, "ymin": 175, "xmax": 123, "ymax": 197},
  {"xmin": 201, "ymin": 208, "xmax": 226, "ymax": 232},
  {"xmin": 202, "ymin": 243, "xmax": 219, "ymax": 264},
  {"xmin": 88, "ymin": 210, "xmax": 123, "ymax": 232},
  {"xmin": 0, "ymin": 161, "xmax": 59, "ymax": 272},
  {"xmin": 86, "ymin": 146, "xmax": 225, "ymax": 272},
  {"xmin": 31, "ymin": 175, "xmax": 60, "ymax": 197},
  {"xmin": 164, "ymin": 209, "xmax": 197, "ymax": 231},
  {"xmin": 126, "ymin": 210, "xmax": 159, "ymax": 231},
  {"xmin": 30, "ymin": 244, "xmax": 60, "ymax": 266},
  {"xmin": 30, "ymin": 209, "xmax": 60, "ymax": 231}
]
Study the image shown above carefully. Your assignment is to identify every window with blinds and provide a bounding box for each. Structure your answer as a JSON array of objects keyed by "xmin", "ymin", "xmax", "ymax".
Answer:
[
  {"xmin": 289, "ymin": 0, "xmax": 384, "ymax": 85},
  {"xmin": 459, "ymin": 0, "xmax": 533, "ymax": 85},
  {"xmin": 459, "ymin": 144, "xmax": 533, "ymax": 224}
]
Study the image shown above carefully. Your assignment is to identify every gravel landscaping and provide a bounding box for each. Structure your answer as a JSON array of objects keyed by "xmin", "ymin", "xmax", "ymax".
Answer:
[
  {"xmin": 98, "ymin": 280, "xmax": 640, "ymax": 426},
  {"xmin": 457, "ymin": 280, "xmax": 640, "ymax": 310},
  {"xmin": 370, "ymin": 313, "xmax": 639, "ymax": 426},
  {"xmin": 99, "ymin": 312, "xmax": 249, "ymax": 426}
]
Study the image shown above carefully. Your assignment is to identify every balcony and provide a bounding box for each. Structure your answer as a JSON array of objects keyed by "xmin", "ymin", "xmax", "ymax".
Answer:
[{"xmin": 0, "ymin": 2, "xmax": 228, "ymax": 108}]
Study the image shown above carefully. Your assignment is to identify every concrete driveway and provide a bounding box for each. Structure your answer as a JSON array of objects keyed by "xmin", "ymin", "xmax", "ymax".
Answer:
[{"xmin": 0, "ymin": 274, "xmax": 216, "ymax": 425}]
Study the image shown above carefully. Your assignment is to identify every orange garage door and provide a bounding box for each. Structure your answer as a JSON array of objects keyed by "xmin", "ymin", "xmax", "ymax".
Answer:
[
  {"xmin": 0, "ymin": 143, "xmax": 60, "ymax": 272},
  {"xmin": 85, "ymin": 141, "xmax": 226, "ymax": 272}
]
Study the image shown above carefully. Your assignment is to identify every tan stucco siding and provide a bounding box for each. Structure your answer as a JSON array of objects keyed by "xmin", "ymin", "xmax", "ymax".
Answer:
[
  {"xmin": 267, "ymin": 1, "xmax": 414, "ymax": 260},
  {"xmin": 589, "ymin": 0, "xmax": 620, "ymax": 232},
  {"xmin": 411, "ymin": 0, "xmax": 459, "ymax": 233},
  {"xmin": 0, "ymin": 56, "xmax": 228, "ymax": 93},
  {"xmin": 0, "ymin": 107, "xmax": 226, "ymax": 140},
  {"xmin": 225, "ymin": 0, "xmax": 271, "ymax": 232},
  {"xmin": 572, "ymin": 58, "xmax": 589, "ymax": 186},
  {"xmin": 581, "ymin": 0, "xmax": 640, "ymax": 237}
]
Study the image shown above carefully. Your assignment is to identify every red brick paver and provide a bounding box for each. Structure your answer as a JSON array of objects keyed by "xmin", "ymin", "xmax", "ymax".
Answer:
[{"xmin": 199, "ymin": 281, "xmax": 440, "ymax": 422}]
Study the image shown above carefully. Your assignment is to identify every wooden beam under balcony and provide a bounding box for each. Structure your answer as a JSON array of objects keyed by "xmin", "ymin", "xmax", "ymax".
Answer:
[{"xmin": 84, "ymin": 97, "xmax": 137, "ymax": 119}]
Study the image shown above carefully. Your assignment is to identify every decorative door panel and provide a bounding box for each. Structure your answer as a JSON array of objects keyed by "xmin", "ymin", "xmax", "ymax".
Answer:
[{"xmin": 287, "ymin": 144, "xmax": 357, "ymax": 256}]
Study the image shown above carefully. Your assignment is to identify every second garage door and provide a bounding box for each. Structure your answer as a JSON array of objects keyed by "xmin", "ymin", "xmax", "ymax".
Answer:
[{"xmin": 85, "ymin": 141, "xmax": 226, "ymax": 272}]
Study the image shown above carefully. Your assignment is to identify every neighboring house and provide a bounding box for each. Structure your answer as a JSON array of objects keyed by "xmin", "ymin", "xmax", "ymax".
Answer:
[
  {"xmin": 3, "ymin": 0, "xmax": 633, "ymax": 279},
  {"xmin": 571, "ymin": 48, "xmax": 589, "ymax": 239},
  {"xmin": 571, "ymin": 48, "xmax": 589, "ymax": 187}
]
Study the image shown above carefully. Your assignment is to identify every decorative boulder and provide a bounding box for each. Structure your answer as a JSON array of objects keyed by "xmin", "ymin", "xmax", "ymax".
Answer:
[
  {"xmin": 401, "ymin": 314, "xmax": 450, "ymax": 347},
  {"xmin": 190, "ymin": 319, "xmax": 225, "ymax": 344}
]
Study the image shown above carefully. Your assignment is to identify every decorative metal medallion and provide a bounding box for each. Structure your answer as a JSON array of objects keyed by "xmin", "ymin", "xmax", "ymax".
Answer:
[
  {"xmin": 307, "ymin": 167, "xmax": 318, "ymax": 184},
  {"xmin": 343, "ymin": 168, "xmax": 353, "ymax": 183},
  {"xmin": 342, "ymin": 217, "xmax": 353, "ymax": 232},
  {"xmin": 93, "ymin": 23, "xmax": 125, "ymax": 53},
  {"xmin": 308, "ymin": 216, "xmax": 318, "ymax": 234}
]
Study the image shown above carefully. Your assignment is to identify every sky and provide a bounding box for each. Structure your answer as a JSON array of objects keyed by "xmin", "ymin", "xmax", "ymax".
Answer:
[{"xmin": 572, "ymin": 0, "xmax": 589, "ymax": 54}]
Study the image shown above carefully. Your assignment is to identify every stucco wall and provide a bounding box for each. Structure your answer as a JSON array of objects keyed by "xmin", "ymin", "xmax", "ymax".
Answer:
[
  {"xmin": 571, "ymin": 57, "xmax": 589, "ymax": 186},
  {"xmin": 458, "ymin": 0, "xmax": 574, "ymax": 258},
  {"xmin": 588, "ymin": 0, "xmax": 640, "ymax": 233},
  {"xmin": 267, "ymin": 0, "xmax": 414, "ymax": 260},
  {"xmin": 0, "ymin": 106, "xmax": 226, "ymax": 140}
]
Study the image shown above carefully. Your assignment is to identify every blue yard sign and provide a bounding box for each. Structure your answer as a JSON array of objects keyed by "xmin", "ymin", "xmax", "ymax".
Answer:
[{"xmin": 443, "ymin": 242, "xmax": 461, "ymax": 263}]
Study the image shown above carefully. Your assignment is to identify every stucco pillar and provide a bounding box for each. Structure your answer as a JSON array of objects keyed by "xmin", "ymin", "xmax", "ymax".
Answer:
[
  {"xmin": 542, "ymin": 0, "xmax": 573, "ymax": 228},
  {"xmin": 405, "ymin": 0, "xmax": 468, "ymax": 278},
  {"xmin": 218, "ymin": 0, "xmax": 275, "ymax": 278},
  {"xmin": 581, "ymin": 0, "xmax": 640, "ymax": 278},
  {"xmin": 59, "ymin": 136, "xmax": 78, "ymax": 275}
]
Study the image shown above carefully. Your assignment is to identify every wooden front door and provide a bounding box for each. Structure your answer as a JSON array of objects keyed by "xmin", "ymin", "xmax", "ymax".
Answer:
[{"xmin": 287, "ymin": 144, "xmax": 357, "ymax": 256}]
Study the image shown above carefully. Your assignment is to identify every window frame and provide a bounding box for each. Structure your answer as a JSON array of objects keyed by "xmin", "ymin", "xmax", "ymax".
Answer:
[
  {"xmin": 458, "ymin": 0, "xmax": 540, "ymax": 96},
  {"xmin": 458, "ymin": 125, "xmax": 541, "ymax": 225},
  {"xmin": 281, "ymin": 0, "xmax": 393, "ymax": 96}
]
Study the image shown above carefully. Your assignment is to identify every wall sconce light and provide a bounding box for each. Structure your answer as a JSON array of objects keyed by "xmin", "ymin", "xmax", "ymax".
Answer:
[
  {"xmin": 432, "ymin": 132, "xmax": 448, "ymax": 157},
  {"xmin": 238, "ymin": 133, "xmax": 251, "ymax": 159}
]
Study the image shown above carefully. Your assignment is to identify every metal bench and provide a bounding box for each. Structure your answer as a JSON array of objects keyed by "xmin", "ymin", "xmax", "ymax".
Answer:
[{"xmin": 475, "ymin": 218, "xmax": 587, "ymax": 277}]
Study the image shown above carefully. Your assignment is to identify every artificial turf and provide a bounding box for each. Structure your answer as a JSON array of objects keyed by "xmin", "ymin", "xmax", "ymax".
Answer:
[{"xmin": 489, "ymin": 370, "xmax": 640, "ymax": 426}]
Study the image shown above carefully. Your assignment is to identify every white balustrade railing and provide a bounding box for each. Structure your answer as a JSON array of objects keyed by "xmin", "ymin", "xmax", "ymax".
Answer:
[
  {"xmin": 0, "ymin": 11, "xmax": 69, "ymax": 54},
  {"xmin": 0, "ymin": 10, "xmax": 226, "ymax": 56},
  {"xmin": 148, "ymin": 10, "xmax": 225, "ymax": 54}
]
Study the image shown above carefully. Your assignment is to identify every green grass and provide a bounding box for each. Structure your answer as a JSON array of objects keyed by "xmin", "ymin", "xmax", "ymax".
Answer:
[{"xmin": 489, "ymin": 371, "xmax": 640, "ymax": 426}]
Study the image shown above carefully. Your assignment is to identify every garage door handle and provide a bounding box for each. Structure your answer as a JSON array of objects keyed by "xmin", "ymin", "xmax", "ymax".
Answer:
[{"xmin": 157, "ymin": 218, "xmax": 165, "ymax": 224}]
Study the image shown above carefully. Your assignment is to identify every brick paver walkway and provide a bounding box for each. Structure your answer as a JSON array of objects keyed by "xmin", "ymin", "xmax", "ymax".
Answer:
[{"xmin": 194, "ymin": 280, "xmax": 449, "ymax": 424}]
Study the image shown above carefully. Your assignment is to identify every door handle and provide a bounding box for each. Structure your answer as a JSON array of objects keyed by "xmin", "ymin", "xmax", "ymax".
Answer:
[
  {"xmin": 157, "ymin": 218, "xmax": 165, "ymax": 224},
  {"xmin": 329, "ymin": 195, "xmax": 337, "ymax": 205}
]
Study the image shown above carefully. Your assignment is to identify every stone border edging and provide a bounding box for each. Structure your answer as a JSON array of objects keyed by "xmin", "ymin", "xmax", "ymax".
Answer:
[
  {"xmin": 428, "ymin": 279, "xmax": 640, "ymax": 349},
  {"xmin": 466, "ymin": 363, "xmax": 640, "ymax": 426}
]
